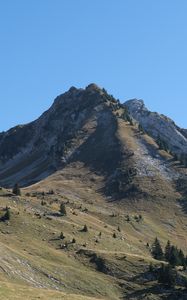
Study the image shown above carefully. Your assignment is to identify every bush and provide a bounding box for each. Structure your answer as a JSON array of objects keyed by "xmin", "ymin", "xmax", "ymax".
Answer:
[
  {"xmin": 60, "ymin": 232, "xmax": 65, "ymax": 239},
  {"xmin": 82, "ymin": 225, "xmax": 88, "ymax": 232},
  {"xmin": 59, "ymin": 203, "xmax": 67, "ymax": 216},
  {"xmin": 138, "ymin": 124, "xmax": 145, "ymax": 133},
  {"xmin": 2, "ymin": 207, "xmax": 10, "ymax": 221},
  {"xmin": 48, "ymin": 189, "xmax": 54, "ymax": 195},
  {"xmin": 12, "ymin": 183, "xmax": 21, "ymax": 196},
  {"xmin": 126, "ymin": 215, "xmax": 130, "ymax": 222},
  {"xmin": 149, "ymin": 262, "xmax": 154, "ymax": 272}
]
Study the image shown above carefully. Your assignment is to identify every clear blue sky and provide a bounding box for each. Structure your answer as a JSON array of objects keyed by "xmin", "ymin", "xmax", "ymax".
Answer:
[{"xmin": 1, "ymin": 0, "xmax": 187, "ymax": 131}]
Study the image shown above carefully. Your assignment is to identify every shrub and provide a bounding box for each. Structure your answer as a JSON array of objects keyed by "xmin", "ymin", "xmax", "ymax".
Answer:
[
  {"xmin": 2, "ymin": 207, "xmax": 10, "ymax": 221},
  {"xmin": 12, "ymin": 183, "xmax": 21, "ymax": 196},
  {"xmin": 48, "ymin": 189, "xmax": 54, "ymax": 195},
  {"xmin": 149, "ymin": 262, "xmax": 154, "ymax": 272},
  {"xmin": 117, "ymin": 226, "xmax": 121, "ymax": 232},
  {"xmin": 59, "ymin": 203, "xmax": 67, "ymax": 216},
  {"xmin": 60, "ymin": 232, "xmax": 65, "ymax": 239},
  {"xmin": 138, "ymin": 124, "xmax": 145, "ymax": 133},
  {"xmin": 82, "ymin": 225, "xmax": 88, "ymax": 232},
  {"xmin": 126, "ymin": 215, "xmax": 130, "ymax": 222}
]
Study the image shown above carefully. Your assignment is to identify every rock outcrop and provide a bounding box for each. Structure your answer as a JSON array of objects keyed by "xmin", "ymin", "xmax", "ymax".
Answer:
[{"xmin": 125, "ymin": 99, "xmax": 187, "ymax": 155}]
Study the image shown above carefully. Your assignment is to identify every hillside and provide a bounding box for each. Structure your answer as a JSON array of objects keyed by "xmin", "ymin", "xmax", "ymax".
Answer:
[{"xmin": 0, "ymin": 85, "xmax": 187, "ymax": 299}]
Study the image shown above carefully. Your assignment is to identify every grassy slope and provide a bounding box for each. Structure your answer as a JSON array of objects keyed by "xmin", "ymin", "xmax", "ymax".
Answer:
[{"xmin": 0, "ymin": 121, "xmax": 187, "ymax": 299}]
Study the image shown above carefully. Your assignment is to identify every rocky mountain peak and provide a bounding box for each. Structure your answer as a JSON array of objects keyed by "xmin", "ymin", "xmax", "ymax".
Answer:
[
  {"xmin": 125, "ymin": 99, "xmax": 146, "ymax": 111},
  {"xmin": 125, "ymin": 99, "xmax": 187, "ymax": 156},
  {"xmin": 0, "ymin": 84, "xmax": 122, "ymax": 187},
  {"xmin": 85, "ymin": 83, "xmax": 101, "ymax": 91}
]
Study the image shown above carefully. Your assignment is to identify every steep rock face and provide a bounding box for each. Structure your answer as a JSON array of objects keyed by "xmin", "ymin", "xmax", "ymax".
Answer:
[
  {"xmin": 0, "ymin": 84, "xmax": 122, "ymax": 187},
  {"xmin": 125, "ymin": 99, "xmax": 187, "ymax": 155}
]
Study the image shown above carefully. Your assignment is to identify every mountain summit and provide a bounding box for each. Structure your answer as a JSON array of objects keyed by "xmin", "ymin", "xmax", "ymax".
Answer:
[{"xmin": 0, "ymin": 84, "xmax": 122, "ymax": 187}]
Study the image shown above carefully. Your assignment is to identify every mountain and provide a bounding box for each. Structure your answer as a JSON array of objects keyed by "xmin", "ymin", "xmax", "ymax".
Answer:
[
  {"xmin": 0, "ymin": 84, "xmax": 123, "ymax": 187},
  {"xmin": 1, "ymin": 85, "xmax": 187, "ymax": 300},
  {"xmin": 125, "ymin": 99, "xmax": 187, "ymax": 156}
]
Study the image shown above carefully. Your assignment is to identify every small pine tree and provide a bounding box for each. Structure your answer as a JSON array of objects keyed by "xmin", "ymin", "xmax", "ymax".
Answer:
[
  {"xmin": 12, "ymin": 183, "xmax": 21, "ymax": 196},
  {"xmin": 41, "ymin": 200, "xmax": 46, "ymax": 206},
  {"xmin": 117, "ymin": 226, "xmax": 121, "ymax": 232},
  {"xmin": 59, "ymin": 203, "xmax": 66, "ymax": 216},
  {"xmin": 72, "ymin": 238, "xmax": 76, "ymax": 243},
  {"xmin": 2, "ymin": 207, "xmax": 10, "ymax": 221},
  {"xmin": 82, "ymin": 225, "xmax": 88, "ymax": 232},
  {"xmin": 126, "ymin": 215, "xmax": 130, "ymax": 222},
  {"xmin": 158, "ymin": 263, "xmax": 176, "ymax": 287},
  {"xmin": 178, "ymin": 249, "xmax": 185, "ymax": 266},
  {"xmin": 151, "ymin": 237, "xmax": 164, "ymax": 260},
  {"xmin": 113, "ymin": 232, "xmax": 117, "ymax": 238},
  {"xmin": 165, "ymin": 240, "xmax": 172, "ymax": 261},
  {"xmin": 149, "ymin": 262, "xmax": 154, "ymax": 272},
  {"xmin": 102, "ymin": 88, "xmax": 107, "ymax": 94},
  {"xmin": 138, "ymin": 124, "xmax": 144, "ymax": 133},
  {"xmin": 60, "ymin": 232, "xmax": 65, "ymax": 239},
  {"xmin": 126, "ymin": 114, "xmax": 133, "ymax": 125},
  {"xmin": 48, "ymin": 189, "xmax": 54, "ymax": 195},
  {"xmin": 168, "ymin": 246, "xmax": 180, "ymax": 267}
]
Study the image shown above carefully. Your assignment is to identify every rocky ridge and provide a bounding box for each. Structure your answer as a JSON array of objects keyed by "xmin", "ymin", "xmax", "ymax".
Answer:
[{"xmin": 125, "ymin": 99, "xmax": 187, "ymax": 156}]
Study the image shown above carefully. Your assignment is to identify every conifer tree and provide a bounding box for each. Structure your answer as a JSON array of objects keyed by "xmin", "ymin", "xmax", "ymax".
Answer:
[
  {"xmin": 168, "ymin": 246, "xmax": 180, "ymax": 267},
  {"xmin": 60, "ymin": 232, "xmax": 65, "ymax": 239},
  {"xmin": 165, "ymin": 240, "xmax": 171, "ymax": 261},
  {"xmin": 12, "ymin": 183, "xmax": 21, "ymax": 196},
  {"xmin": 158, "ymin": 263, "xmax": 176, "ymax": 287},
  {"xmin": 178, "ymin": 249, "xmax": 185, "ymax": 266},
  {"xmin": 151, "ymin": 237, "xmax": 163, "ymax": 260},
  {"xmin": 2, "ymin": 207, "xmax": 10, "ymax": 221},
  {"xmin": 59, "ymin": 203, "xmax": 66, "ymax": 216},
  {"xmin": 138, "ymin": 124, "xmax": 144, "ymax": 133},
  {"xmin": 82, "ymin": 224, "xmax": 88, "ymax": 232}
]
